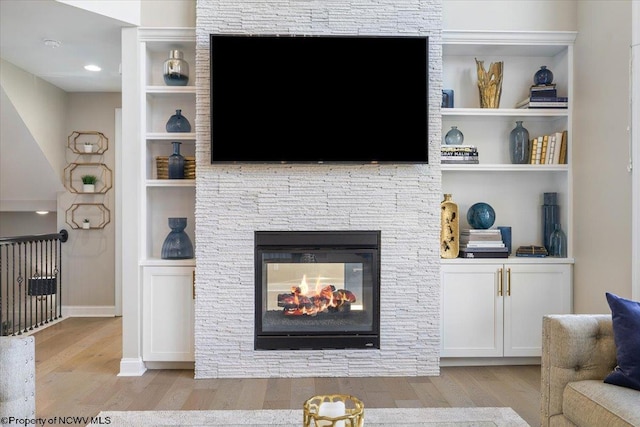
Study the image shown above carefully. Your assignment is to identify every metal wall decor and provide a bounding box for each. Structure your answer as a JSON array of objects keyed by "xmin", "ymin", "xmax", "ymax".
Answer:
[
  {"xmin": 67, "ymin": 131, "xmax": 109, "ymax": 155},
  {"xmin": 63, "ymin": 162, "xmax": 113, "ymax": 194},
  {"xmin": 65, "ymin": 203, "xmax": 111, "ymax": 229}
]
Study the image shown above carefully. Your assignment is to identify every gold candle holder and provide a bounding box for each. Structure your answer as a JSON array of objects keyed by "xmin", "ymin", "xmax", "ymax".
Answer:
[
  {"xmin": 303, "ymin": 394, "xmax": 364, "ymax": 427},
  {"xmin": 475, "ymin": 58, "xmax": 503, "ymax": 108}
]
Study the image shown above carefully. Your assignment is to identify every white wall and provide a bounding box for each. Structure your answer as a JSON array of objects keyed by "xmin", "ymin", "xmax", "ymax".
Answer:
[{"xmin": 141, "ymin": 0, "xmax": 195, "ymax": 27}]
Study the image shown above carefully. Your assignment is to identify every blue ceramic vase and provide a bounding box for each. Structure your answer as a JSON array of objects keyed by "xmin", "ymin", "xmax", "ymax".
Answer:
[
  {"xmin": 168, "ymin": 141, "xmax": 185, "ymax": 179},
  {"xmin": 166, "ymin": 109, "xmax": 191, "ymax": 133},
  {"xmin": 467, "ymin": 202, "xmax": 496, "ymax": 230},
  {"xmin": 534, "ymin": 66, "xmax": 554, "ymax": 85},
  {"xmin": 444, "ymin": 126, "xmax": 464, "ymax": 145},
  {"xmin": 161, "ymin": 217, "xmax": 194, "ymax": 259}
]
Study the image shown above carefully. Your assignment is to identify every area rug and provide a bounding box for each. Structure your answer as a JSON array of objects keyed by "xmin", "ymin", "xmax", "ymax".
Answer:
[{"xmin": 92, "ymin": 407, "xmax": 529, "ymax": 426}]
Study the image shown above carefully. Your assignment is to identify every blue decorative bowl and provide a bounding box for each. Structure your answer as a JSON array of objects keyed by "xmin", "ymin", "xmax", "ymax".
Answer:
[{"xmin": 467, "ymin": 202, "xmax": 496, "ymax": 230}]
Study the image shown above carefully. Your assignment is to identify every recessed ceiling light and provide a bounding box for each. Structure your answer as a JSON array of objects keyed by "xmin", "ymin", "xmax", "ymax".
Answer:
[
  {"xmin": 35, "ymin": 211, "xmax": 49, "ymax": 215},
  {"xmin": 43, "ymin": 39, "xmax": 61, "ymax": 48},
  {"xmin": 84, "ymin": 64, "xmax": 102, "ymax": 72}
]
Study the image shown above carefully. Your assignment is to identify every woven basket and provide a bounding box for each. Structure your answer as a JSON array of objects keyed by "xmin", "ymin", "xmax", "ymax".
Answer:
[{"xmin": 156, "ymin": 156, "xmax": 195, "ymax": 179}]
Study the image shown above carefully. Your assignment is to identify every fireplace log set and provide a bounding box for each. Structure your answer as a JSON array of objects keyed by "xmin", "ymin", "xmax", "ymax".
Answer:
[{"xmin": 277, "ymin": 285, "xmax": 356, "ymax": 316}]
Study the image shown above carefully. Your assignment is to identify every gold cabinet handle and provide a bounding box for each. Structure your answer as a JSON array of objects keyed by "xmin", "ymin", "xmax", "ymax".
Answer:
[
  {"xmin": 507, "ymin": 268, "xmax": 511, "ymax": 296},
  {"xmin": 192, "ymin": 270, "xmax": 196, "ymax": 300},
  {"xmin": 498, "ymin": 268, "xmax": 503, "ymax": 296}
]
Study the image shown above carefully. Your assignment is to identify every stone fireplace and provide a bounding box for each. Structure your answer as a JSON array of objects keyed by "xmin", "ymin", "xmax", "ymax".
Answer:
[{"xmin": 194, "ymin": 0, "xmax": 442, "ymax": 378}]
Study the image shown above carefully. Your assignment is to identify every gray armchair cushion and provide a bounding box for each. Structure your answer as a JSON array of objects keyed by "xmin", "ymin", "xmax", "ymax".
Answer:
[{"xmin": 540, "ymin": 315, "xmax": 617, "ymax": 426}]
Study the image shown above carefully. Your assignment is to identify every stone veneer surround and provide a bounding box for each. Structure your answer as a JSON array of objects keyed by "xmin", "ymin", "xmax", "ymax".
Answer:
[{"xmin": 194, "ymin": 0, "xmax": 443, "ymax": 378}]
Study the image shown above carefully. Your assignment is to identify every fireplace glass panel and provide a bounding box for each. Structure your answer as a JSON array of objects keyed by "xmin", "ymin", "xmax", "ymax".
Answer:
[
  {"xmin": 255, "ymin": 231, "xmax": 380, "ymax": 350},
  {"xmin": 261, "ymin": 252, "xmax": 373, "ymax": 333}
]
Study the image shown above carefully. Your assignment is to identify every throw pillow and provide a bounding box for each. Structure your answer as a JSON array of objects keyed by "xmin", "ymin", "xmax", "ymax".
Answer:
[{"xmin": 604, "ymin": 292, "xmax": 640, "ymax": 391}]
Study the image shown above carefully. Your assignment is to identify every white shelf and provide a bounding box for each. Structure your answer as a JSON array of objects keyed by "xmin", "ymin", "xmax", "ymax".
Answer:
[
  {"xmin": 441, "ymin": 257, "xmax": 575, "ymax": 265},
  {"xmin": 442, "ymin": 108, "xmax": 568, "ymax": 117},
  {"xmin": 146, "ymin": 86, "xmax": 196, "ymax": 94},
  {"xmin": 146, "ymin": 132, "xmax": 196, "ymax": 140},
  {"xmin": 146, "ymin": 179, "xmax": 195, "ymax": 187},
  {"xmin": 441, "ymin": 164, "xmax": 568, "ymax": 172},
  {"xmin": 141, "ymin": 258, "xmax": 196, "ymax": 267}
]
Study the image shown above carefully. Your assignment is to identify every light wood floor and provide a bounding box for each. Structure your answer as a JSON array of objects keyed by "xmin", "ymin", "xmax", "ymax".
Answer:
[{"xmin": 32, "ymin": 317, "xmax": 540, "ymax": 426}]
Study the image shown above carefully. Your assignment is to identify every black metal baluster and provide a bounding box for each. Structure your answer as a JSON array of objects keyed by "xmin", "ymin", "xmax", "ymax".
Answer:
[
  {"xmin": 27, "ymin": 241, "xmax": 34, "ymax": 331},
  {"xmin": 19, "ymin": 242, "xmax": 27, "ymax": 334},
  {"xmin": 54, "ymin": 236, "xmax": 61, "ymax": 320},
  {"xmin": 0, "ymin": 231, "xmax": 68, "ymax": 334}
]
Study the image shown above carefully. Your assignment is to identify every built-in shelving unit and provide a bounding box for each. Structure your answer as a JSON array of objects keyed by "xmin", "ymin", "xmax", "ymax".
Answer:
[
  {"xmin": 440, "ymin": 31, "xmax": 577, "ymax": 362},
  {"xmin": 140, "ymin": 29, "xmax": 196, "ymax": 264},
  {"xmin": 137, "ymin": 28, "xmax": 196, "ymax": 364}
]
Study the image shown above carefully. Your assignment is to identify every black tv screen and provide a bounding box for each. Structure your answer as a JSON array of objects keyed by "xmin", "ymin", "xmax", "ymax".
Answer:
[{"xmin": 210, "ymin": 34, "xmax": 428, "ymax": 163}]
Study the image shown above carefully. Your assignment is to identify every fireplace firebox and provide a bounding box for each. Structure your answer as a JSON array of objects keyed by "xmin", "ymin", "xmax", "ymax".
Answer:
[{"xmin": 255, "ymin": 231, "xmax": 380, "ymax": 350}]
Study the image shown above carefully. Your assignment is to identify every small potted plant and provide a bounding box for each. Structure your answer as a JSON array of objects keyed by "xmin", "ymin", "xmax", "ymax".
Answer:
[
  {"xmin": 83, "ymin": 142, "xmax": 94, "ymax": 153},
  {"xmin": 81, "ymin": 175, "xmax": 97, "ymax": 193},
  {"xmin": 82, "ymin": 218, "xmax": 90, "ymax": 229}
]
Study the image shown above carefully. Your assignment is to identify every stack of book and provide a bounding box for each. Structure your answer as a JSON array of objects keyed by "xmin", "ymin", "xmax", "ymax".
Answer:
[
  {"xmin": 516, "ymin": 245, "xmax": 548, "ymax": 257},
  {"xmin": 515, "ymin": 84, "xmax": 568, "ymax": 109},
  {"xmin": 459, "ymin": 229, "xmax": 508, "ymax": 258},
  {"xmin": 529, "ymin": 131, "xmax": 568, "ymax": 164},
  {"xmin": 441, "ymin": 145, "xmax": 479, "ymax": 164}
]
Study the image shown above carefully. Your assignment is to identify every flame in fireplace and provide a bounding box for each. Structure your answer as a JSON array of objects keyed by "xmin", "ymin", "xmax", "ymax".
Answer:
[{"xmin": 277, "ymin": 274, "xmax": 356, "ymax": 316}]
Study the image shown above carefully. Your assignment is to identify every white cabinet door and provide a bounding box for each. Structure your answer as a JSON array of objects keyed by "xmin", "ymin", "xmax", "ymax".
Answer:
[
  {"xmin": 143, "ymin": 266, "xmax": 195, "ymax": 362},
  {"xmin": 442, "ymin": 262, "xmax": 572, "ymax": 359},
  {"xmin": 441, "ymin": 264, "xmax": 503, "ymax": 357},
  {"xmin": 503, "ymin": 264, "xmax": 572, "ymax": 357}
]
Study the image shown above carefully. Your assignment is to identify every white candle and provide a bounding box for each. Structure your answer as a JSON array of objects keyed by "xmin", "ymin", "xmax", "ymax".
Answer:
[{"xmin": 318, "ymin": 400, "xmax": 346, "ymax": 427}]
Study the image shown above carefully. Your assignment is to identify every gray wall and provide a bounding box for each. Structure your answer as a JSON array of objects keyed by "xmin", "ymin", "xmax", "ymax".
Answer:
[
  {"xmin": 0, "ymin": 212, "xmax": 57, "ymax": 237},
  {"xmin": 59, "ymin": 92, "xmax": 120, "ymax": 311},
  {"xmin": 573, "ymin": 1, "xmax": 633, "ymax": 312}
]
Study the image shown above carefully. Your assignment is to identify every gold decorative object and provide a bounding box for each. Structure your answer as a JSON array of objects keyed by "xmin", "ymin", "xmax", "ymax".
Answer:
[
  {"xmin": 63, "ymin": 162, "xmax": 113, "ymax": 194},
  {"xmin": 156, "ymin": 156, "xmax": 196, "ymax": 179},
  {"xmin": 475, "ymin": 58, "xmax": 503, "ymax": 108},
  {"xmin": 65, "ymin": 203, "xmax": 111, "ymax": 229},
  {"xmin": 440, "ymin": 194, "xmax": 459, "ymax": 259},
  {"xmin": 303, "ymin": 394, "xmax": 364, "ymax": 427},
  {"xmin": 67, "ymin": 131, "xmax": 108, "ymax": 154}
]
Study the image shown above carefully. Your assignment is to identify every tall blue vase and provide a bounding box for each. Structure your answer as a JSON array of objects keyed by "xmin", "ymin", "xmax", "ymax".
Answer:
[
  {"xmin": 168, "ymin": 141, "xmax": 184, "ymax": 179},
  {"xmin": 161, "ymin": 217, "xmax": 194, "ymax": 259},
  {"xmin": 542, "ymin": 192, "xmax": 560, "ymax": 252},
  {"xmin": 509, "ymin": 121, "xmax": 530, "ymax": 164}
]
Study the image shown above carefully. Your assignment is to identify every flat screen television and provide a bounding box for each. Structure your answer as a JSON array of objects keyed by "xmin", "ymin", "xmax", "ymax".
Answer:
[{"xmin": 210, "ymin": 34, "xmax": 428, "ymax": 164}]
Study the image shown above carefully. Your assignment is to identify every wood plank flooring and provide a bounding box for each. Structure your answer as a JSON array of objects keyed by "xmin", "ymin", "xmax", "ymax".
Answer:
[{"xmin": 31, "ymin": 317, "xmax": 540, "ymax": 426}]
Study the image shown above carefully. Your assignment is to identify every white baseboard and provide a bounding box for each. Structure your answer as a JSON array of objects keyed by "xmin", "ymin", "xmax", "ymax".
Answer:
[
  {"xmin": 145, "ymin": 361, "xmax": 194, "ymax": 370},
  {"xmin": 118, "ymin": 357, "xmax": 147, "ymax": 376},
  {"xmin": 62, "ymin": 305, "xmax": 116, "ymax": 317},
  {"xmin": 440, "ymin": 356, "xmax": 541, "ymax": 367}
]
